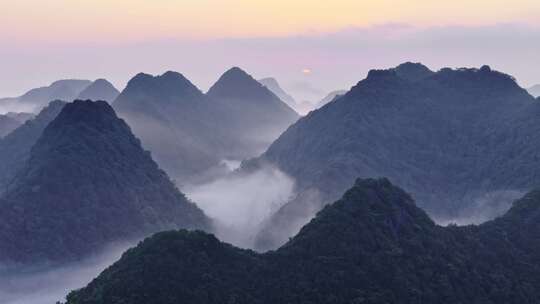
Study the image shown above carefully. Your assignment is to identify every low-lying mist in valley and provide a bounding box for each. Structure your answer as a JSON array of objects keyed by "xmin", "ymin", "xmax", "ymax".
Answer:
[
  {"xmin": 0, "ymin": 242, "xmax": 133, "ymax": 304},
  {"xmin": 435, "ymin": 189, "xmax": 525, "ymax": 226},
  {"xmin": 0, "ymin": 100, "xmax": 37, "ymax": 115},
  {"xmin": 183, "ymin": 163, "xmax": 295, "ymax": 248}
]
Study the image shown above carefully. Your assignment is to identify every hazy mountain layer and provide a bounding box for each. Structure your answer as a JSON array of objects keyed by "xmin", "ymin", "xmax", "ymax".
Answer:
[
  {"xmin": 77, "ymin": 79, "xmax": 120, "ymax": 102},
  {"xmin": 0, "ymin": 100, "xmax": 66, "ymax": 194},
  {"xmin": 253, "ymin": 63, "xmax": 540, "ymax": 250},
  {"xmin": 259, "ymin": 77, "xmax": 297, "ymax": 109},
  {"xmin": 5, "ymin": 112, "xmax": 34, "ymax": 123},
  {"xmin": 114, "ymin": 68, "xmax": 298, "ymax": 184},
  {"xmin": 0, "ymin": 115, "xmax": 22, "ymax": 137},
  {"xmin": 66, "ymin": 178, "xmax": 540, "ymax": 304},
  {"xmin": 315, "ymin": 89, "xmax": 347, "ymax": 108},
  {"xmin": 0, "ymin": 100, "xmax": 210, "ymax": 265},
  {"xmin": 113, "ymin": 71, "xmax": 229, "ymax": 183}
]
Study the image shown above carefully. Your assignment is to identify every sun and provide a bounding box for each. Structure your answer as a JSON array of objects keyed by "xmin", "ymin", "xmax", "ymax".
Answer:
[{"xmin": 302, "ymin": 68, "xmax": 312, "ymax": 75}]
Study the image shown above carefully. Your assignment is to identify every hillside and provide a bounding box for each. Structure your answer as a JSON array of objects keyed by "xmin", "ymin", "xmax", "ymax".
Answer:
[
  {"xmin": 0, "ymin": 100, "xmax": 210, "ymax": 265},
  {"xmin": 114, "ymin": 68, "xmax": 298, "ymax": 184},
  {"xmin": 252, "ymin": 63, "xmax": 540, "ymax": 250},
  {"xmin": 0, "ymin": 100, "xmax": 66, "ymax": 194},
  {"xmin": 66, "ymin": 178, "xmax": 540, "ymax": 304}
]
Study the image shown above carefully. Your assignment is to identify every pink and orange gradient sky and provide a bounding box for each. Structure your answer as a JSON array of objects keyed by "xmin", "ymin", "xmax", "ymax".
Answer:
[{"xmin": 1, "ymin": 0, "xmax": 539, "ymax": 99}]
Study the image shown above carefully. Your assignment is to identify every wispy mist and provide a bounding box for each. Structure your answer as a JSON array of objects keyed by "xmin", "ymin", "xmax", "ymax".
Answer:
[
  {"xmin": 0, "ymin": 242, "xmax": 132, "ymax": 304},
  {"xmin": 0, "ymin": 99, "xmax": 37, "ymax": 115},
  {"xmin": 184, "ymin": 164, "xmax": 295, "ymax": 248},
  {"xmin": 437, "ymin": 189, "xmax": 525, "ymax": 226}
]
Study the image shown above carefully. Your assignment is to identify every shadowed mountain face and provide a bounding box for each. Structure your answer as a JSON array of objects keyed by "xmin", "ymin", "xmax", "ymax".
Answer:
[
  {"xmin": 114, "ymin": 68, "xmax": 298, "ymax": 184},
  {"xmin": 0, "ymin": 100, "xmax": 66, "ymax": 194},
  {"xmin": 113, "ymin": 71, "xmax": 227, "ymax": 183},
  {"xmin": 528, "ymin": 84, "xmax": 540, "ymax": 97},
  {"xmin": 252, "ymin": 62, "xmax": 540, "ymax": 250},
  {"xmin": 77, "ymin": 79, "xmax": 120, "ymax": 102},
  {"xmin": 0, "ymin": 100, "xmax": 210, "ymax": 266},
  {"xmin": 65, "ymin": 178, "xmax": 540, "ymax": 304},
  {"xmin": 0, "ymin": 115, "xmax": 22, "ymax": 137},
  {"xmin": 207, "ymin": 67, "xmax": 299, "ymax": 152}
]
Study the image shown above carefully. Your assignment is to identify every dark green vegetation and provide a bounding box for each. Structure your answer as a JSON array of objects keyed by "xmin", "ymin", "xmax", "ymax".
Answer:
[
  {"xmin": 113, "ymin": 68, "xmax": 298, "ymax": 184},
  {"xmin": 66, "ymin": 178, "xmax": 540, "ymax": 304},
  {"xmin": 0, "ymin": 100, "xmax": 66, "ymax": 194},
  {"xmin": 253, "ymin": 63, "xmax": 540, "ymax": 250},
  {"xmin": 0, "ymin": 100, "xmax": 210, "ymax": 265}
]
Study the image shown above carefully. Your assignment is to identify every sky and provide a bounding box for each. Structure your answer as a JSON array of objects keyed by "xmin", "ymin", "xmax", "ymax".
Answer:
[{"xmin": 1, "ymin": 0, "xmax": 539, "ymax": 100}]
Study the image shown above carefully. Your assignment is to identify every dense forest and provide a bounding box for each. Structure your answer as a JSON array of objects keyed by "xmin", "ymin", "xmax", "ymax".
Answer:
[{"xmin": 66, "ymin": 178, "xmax": 540, "ymax": 304}]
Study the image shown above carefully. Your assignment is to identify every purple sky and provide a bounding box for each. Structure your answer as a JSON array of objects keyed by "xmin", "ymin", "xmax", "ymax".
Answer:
[{"xmin": 1, "ymin": 23, "xmax": 539, "ymax": 102}]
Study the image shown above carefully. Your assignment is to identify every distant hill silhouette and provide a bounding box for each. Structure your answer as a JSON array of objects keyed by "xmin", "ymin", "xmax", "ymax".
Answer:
[
  {"xmin": 0, "ymin": 79, "xmax": 91, "ymax": 113},
  {"xmin": 316, "ymin": 89, "xmax": 347, "ymax": 108},
  {"xmin": 259, "ymin": 77, "xmax": 297, "ymax": 109},
  {"xmin": 114, "ymin": 68, "xmax": 298, "ymax": 184},
  {"xmin": 207, "ymin": 67, "xmax": 299, "ymax": 152},
  {"xmin": 66, "ymin": 178, "xmax": 540, "ymax": 304},
  {"xmin": 0, "ymin": 100, "xmax": 66, "ymax": 194},
  {"xmin": 251, "ymin": 62, "xmax": 540, "ymax": 250},
  {"xmin": 0, "ymin": 100, "xmax": 210, "ymax": 266},
  {"xmin": 77, "ymin": 79, "xmax": 119, "ymax": 102}
]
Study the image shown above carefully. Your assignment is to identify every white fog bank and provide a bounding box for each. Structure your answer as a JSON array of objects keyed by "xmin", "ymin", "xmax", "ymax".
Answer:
[{"xmin": 184, "ymin": 164, "xmax": 295, "ymax": 248}]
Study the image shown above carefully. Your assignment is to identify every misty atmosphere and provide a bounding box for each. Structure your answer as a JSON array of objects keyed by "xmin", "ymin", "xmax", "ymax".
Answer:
[{"xmin": 1, "ymin": 1, "xmax": 540, "ymax": 304}]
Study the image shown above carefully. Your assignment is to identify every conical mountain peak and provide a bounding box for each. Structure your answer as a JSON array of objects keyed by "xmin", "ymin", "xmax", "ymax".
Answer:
[
  {"xmin": 114, "ymin": 71, "xmax": 203, "ymax": 109},
  {"xmin": 0, "ymin": 100, "xmax": 210, "ymax": 264},
  {"xmin": 77, "ymin": 78, "xmax": 119, "ymax": 102},
  {"xmin": 207, "ymin": 67, "xmax": 275, "ymax": 100}
]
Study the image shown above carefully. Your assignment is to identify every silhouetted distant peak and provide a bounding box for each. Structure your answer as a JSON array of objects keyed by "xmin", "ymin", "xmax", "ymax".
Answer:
[
  {"xmin": 366, "ymin": 68, "xmax": 399, "ymax": 80},
  {"xmin": 49, "ymin": 79, "xmax": 91, "ymax": 88},
  {"xmin": 394, "ymin": 62, "xmax": 434, "ymax": 81},
  {"xmin": 259, "ymin": 77, "xmax": 297, "ymax": 106},
  {"xmin": 223, "ymin": 66, "xmax": 251, "ymax": 79},
  {"xmin": 125, "ymin": 71, "xmax": 197, "ymax": 92},
  {"xmin": 116, "ymin": 71, "xmax": 203, "ymax": 107},
  {"xmin": 77, "ymin": 78, "xmax": 119, "ymax": 102},
  {"xmin": 207, "ymin": 67, "xmax": 275, "ymax": 100},
  {"xmin": 259, "ymin": 77, "xmax": 279, "ymax": 87},
  {"xmin": 51, "ymin": 100, "xmax": 116, "ymax": 127}
]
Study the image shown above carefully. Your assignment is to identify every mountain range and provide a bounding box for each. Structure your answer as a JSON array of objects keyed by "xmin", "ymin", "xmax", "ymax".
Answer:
[
  {"xmin": 65, "ymin": 178, "xmax": 540, "ymax": 304},
  {"xmin": 0, "ymin": 100, "xmax": 210, "ymax": 266},
  {"xmin": 114, "ymin": 67, "xmax": 299, "ymax": 184},
  {"xmin": 251, "ymin": 62, "xmax": 540, "ymax": 250},
  {"xmin": 0, "ymin": 79, "xmax": 119, "ymax": 114},
  {"xmin": 77, "ymin": 79, "xmax": 120, "ymax": 102}
]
